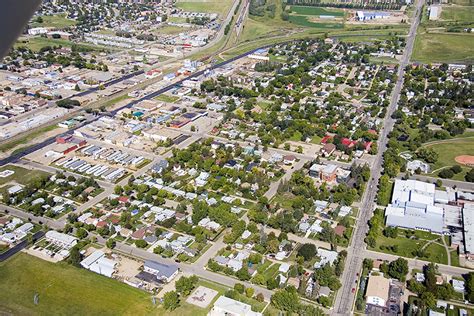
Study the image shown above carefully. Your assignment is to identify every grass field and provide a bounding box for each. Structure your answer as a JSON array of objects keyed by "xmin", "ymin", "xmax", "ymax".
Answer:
[
  {"xmin": 450, "ymin": 0, "xmax": 474, "ymax": 5},
  {"xmin": 154, "ymin": 94, "xmax": 180, "ymax": 103},
  {"xmin": 288, "ymin": 16, "xmax": 344, "ymax": 28},
  {"xmin": 422, "ymin": 138, "xmax": 474, "ymax": 180},
  {"xmin": 30, "ymin": 13, "xmax": 76, "ymax": 29},
  {"xmin": 0, "ymin": 254, "xmax": 156, "ymax": 315},
  {"xmin": 175, "ymin": 0, "xmax": 233, "ymax": 17},
  {"xmin": 0, "ymin": 165, "xmax": 49, "ymax": 187},
  {"xmin": 289, "ymin": 6, "xmax": 345, "ymax": 17},
  {"xmin": 15, "ymin": 37, "xmax": 102, "ymax": 52},
  {"xmin": 441, "ymin": 6, "xmax": 473, "ymax": 22},
  {"xmin": 371, "ymin": 230, "xmax": 448, "ymax": 264},
  {"xmin": 157, "ymin": 26, "xmax": 186, "ymax": 35},
  {"xmin": 412, "ymin": 32, "xmax": 474, "ymax": 63}
]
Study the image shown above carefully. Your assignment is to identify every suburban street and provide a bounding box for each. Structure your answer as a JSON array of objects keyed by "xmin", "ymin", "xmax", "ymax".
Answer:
[{"xmin": 332, "ymin": 0, "xmax": 425, "ymax": 314}]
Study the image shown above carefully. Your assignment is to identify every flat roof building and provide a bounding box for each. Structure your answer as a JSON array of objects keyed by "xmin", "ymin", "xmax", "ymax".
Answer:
[{"xmin": 366, "ymin": 275, "xmax": 390, "ymax": 308}]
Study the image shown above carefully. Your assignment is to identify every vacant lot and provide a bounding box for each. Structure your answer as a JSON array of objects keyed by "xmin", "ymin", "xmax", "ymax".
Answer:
[
  {"xmin": 0, "ymin": 165, "xmax": 49, "ymax": 186},
  {"xmin": 0, "ymin": 254, "xmax": 155, "ymax": 315},
  {"xmin": 412, "ymin": 32, "xmax": 474, "ymax": 63},
  {"xmin": 15, "ymin": 37, "xmax": 100, "ymax": 52}
]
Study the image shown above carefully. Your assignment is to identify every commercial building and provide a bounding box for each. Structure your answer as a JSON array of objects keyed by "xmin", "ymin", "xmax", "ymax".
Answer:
[{"xmin": 366, "ymin": 275, "xmax": 390, "ymax": 307}]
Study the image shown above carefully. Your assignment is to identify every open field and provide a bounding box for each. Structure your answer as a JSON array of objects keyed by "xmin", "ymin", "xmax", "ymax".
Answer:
[
  {"xmin": 289, "ymin": 6, "xmax": 345, "ymax": 17},
  {"xmin": 30, "ymin": 13, "xmax": 76, "ymax": 28},
  {"xmin": 0, "ymin": 254, "xmax": 155, "ymax": 315},
  {"xmin": 423, "ymin": 137, "xmax": 474, "ymax": 180},
  {"xmin": 450, "ymin": 0, "xmax": 474, "ymax": 5},
  {"xmin": 412, "ymin": 32, "xmax": 474, "ymax": 64},
  {"xmin": 15, "ymin": 37, "xmax": 105, "ymax": 52},
  {"xmin": 176, "ymin": 0, "xmax": 233, "ymax": 17},
  {"xmin": 441, "ymin": 6, "xmax": 473, "ymax": 22},
  {"xmin": 0, "ymin": 165, "xmax": 49, "ymax": 186},
  {"xmin": 371, "ymin": 230, "xmax": 449, "ymax": 264},
  {"xmin": 157, "ymin": 26, "xmax": 186, "ymax": 35}
]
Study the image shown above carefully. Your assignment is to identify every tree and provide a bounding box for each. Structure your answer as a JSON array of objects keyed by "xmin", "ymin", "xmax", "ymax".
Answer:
[
  {"xmin": 245, "ymin": 287, "xmax": 255, "ymax": 298},
  {"xmin": 466, "ymin": 169, "xmax": 474, "ymax": 183},
  {"xmin": 176, "ymin": 275, "xmax": 198, "ymax": 296},
  {"xmin": 420, "ymin": 291, "xmax": 436, "ymax": 310},
  {"xmin": 135, "ymin": 239, "xmax": 148, "ymax": 248},
  {"xmin": 466, "ymin": 272, "xmax": 474, "ymax": 303},
  {"xmin": 76, "ymin": 228, "xmax": 88, "ymax": 239},
  {"xmin": 106, "ymin": 238, "xmax": 116, "ymax": 249},
  {"xmin": 297, "ymin": 243, "xmax": 316, "ymax": 261},
  {"xmin": 256, "ymin": 293, "xmax": 265, "ymax": 302},
  {"xmin": 439, "ymin": 168, "xmax": 454, "ymax": 179},
  {"xmin": 388, "ymin": 258, "xmax": 409, "ymax": 281},
  {"xmin": 236, "ymin": 266, "xmax": 251, "ymax": 281},
  {"xmin": 271, "ymin": 287, "xmax": 300, "ymax": 313},
  {"xmin": 68, "ymin": 246, "xmax": 81, "ymax": 267},
  {"xmin": 234, "ymin": 283, "xmax": 245, "ymax": 294},
  {"xmin": 163, "ymin": 291, "xmax": 180, "ymax": 311}
]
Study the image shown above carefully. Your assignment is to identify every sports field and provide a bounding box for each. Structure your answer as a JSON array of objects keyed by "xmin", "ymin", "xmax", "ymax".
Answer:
[{"xmin": 0, "ymin": 254, "xmax": 155, "ymax": 315}]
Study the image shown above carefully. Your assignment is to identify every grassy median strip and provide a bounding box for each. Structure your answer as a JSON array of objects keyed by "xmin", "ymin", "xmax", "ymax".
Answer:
[{"xmin": 0, "ymin": 125, "xmax": 59, "ymax": 153}]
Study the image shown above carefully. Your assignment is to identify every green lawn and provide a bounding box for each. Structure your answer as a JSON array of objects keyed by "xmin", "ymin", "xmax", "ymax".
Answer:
[
  {"xmin": 372, "ymin": 235, "xmax": 428, "ymax": 258},
  {"xmin": 422, "ymin": 138, "xmax": 474, "ymax": 180},
  {"xmin": 0, "ymin": 165, "xmax": 50, "ymax": 186},
  {"xmin": 441, "ymin": 6, "xmax": 473, "ymax": 22},
  {"xmin": 412, "ymin": 32, "xmax": 474, "ymax": 64},
  {"xmin": 423, "ymin": 243, "xmax": 448, "ymax": 265},
  {"xmin": 157, "ymin": 26, "xmax": 186, "ymax": 35},
  {"xmin": 371, "ymin": 230, "xmax": 450, "ymax": 264},
  {"xmin": 289, "ymin": 6, "xmax": 345, "ymax": 17},
  {"xmin": 263, "ymin": 263, "xmax": 281, "ymax": 280},
  {"xmin": 15, "ymin": 37, "xmax": 101, "ymax": 52},
  {"xmin": 30, "ymin": 13, "xmax": 76, "ymax": 28},
  {"xmin": 288, "ymin": 15, "xmax": 344, "ymax": 28},
  {"xmin": 0, "ymin": 254, "xmax": 155, "ymax": 315},
  {"xmin": 154, "ymin": 94, "xmax": 180, "ymax": 103},
  {"xmin": 175, "ymin": 0, "xmax": 233, "ymax": 17}
]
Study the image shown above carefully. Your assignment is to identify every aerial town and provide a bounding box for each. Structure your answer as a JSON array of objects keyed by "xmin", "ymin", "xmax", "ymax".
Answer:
[{"xmin": 0, "ymin": 0, "xmax": 472, "ymax": 315}]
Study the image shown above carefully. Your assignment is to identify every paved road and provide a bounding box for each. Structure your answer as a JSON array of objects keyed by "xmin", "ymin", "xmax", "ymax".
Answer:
[
  {"xmin": 363, "ymin": 250, "xmax": 471, "ymax": 277},
  {"xmin": 332, "ymin": 0, "xmax": 425, "ymax": 314},
  {"xmin": 264, "ymin": 158, "xmax": 308, "ymax": 199},
  {"xmin": 95, "ymin": 235, "xmax": 276, "ymax": 300},
  {"xmin": 406, "ymin": 174, "xmax": 474, "ymax": 191}
]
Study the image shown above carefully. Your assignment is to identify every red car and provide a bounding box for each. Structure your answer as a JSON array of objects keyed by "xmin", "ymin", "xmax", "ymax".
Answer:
[{"xmin": 352, "ymin": 288, "xmax": 356, "ymax": 293}]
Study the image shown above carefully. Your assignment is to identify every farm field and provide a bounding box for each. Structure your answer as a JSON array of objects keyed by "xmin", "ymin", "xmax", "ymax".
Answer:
[{"xmin": 0, "ymin": 254, "xmax": 155, "ymax": 316}]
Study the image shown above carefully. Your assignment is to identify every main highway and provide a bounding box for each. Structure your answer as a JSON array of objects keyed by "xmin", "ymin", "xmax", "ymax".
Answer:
[{"xmin": 332, "ymin": 0, "xmax": 425, "ymax": 314}]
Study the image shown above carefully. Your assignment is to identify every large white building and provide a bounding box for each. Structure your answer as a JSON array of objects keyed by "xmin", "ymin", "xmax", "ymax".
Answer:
[
  {"xmin": 45, "ymin": 230, "xmax": 78, "ymax": 250},
  {"xmin": 208, "ymin": 296, "xmax": 262, "ymax": 316},
  {"xmin": 385, "ymin": 179, "xmax": 445, "ymax": 234}
]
